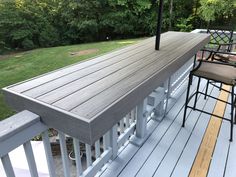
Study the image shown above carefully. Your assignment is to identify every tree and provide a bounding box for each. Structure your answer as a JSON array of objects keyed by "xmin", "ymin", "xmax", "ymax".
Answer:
[{"xmin": 199, "ymin": 0, "xmax": 236, "ymax": 25}]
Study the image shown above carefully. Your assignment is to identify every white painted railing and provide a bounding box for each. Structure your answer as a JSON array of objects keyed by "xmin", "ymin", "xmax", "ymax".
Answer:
[{"xmin": 1, "ymin": 29, "xmax": 220, "ymax": 177}]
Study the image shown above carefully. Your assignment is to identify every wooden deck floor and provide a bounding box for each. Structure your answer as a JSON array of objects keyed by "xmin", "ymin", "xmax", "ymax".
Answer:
[{"xmin": 98, "ymin": 77, "xmax": 236, "ymax": 177}]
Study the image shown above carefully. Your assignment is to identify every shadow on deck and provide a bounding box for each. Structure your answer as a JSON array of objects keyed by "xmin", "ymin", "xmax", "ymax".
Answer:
[{"xmin": 98, "ymin": 77, "xmax": 236, "ymax": 177}]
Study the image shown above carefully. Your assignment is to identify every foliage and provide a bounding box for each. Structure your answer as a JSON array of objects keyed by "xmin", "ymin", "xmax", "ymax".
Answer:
[
  {"xmin": 0, "ymin": 0, "xmax": 235, "ymax": 50},
  {"xmin": 199, "ymin": 0, "xmax": 236, "ymax": 24}
]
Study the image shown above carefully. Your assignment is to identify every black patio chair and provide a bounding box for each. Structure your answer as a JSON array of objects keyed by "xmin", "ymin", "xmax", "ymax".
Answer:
[
  {"xmin": 182, "ymin": 51, "xmax": 236, "ymax": 141},
  {"xmin": 199, "ymin": 28, "xmax": 235, "ymax": 98},
  {"xmin": 201, "ymin": 28, "xmax": 234, "ymax": 60}
]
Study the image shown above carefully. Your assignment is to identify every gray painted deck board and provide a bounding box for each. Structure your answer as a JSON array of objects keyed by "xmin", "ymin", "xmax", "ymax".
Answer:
[
  {"xmin": 170, "ymin": 89, "xmax": 221, "ymax": 177},
  {"xmin": 112, "ymin": 78, "xmax": 205, "ymax": 177},
  {"xmin": 100, "ymin": 82, "xmax": 187, "ymax": 177},
  {"xmin": 153, "ymin": 86, "xmax": 219, "ymax": 177},
  {"xmin": 135, "ymin": 86, "xmax": 216, "ymax": 177},
  {"xmin": 99, "ymin": 80, "xmax": 236, "ymax": 177},
  {"xmin": 3, "ymin": 32, "xmax": 210, "ymax": 144},
  {"xmin": 223, "ymin": 92, "xmax": 236, "ymax": 177}
]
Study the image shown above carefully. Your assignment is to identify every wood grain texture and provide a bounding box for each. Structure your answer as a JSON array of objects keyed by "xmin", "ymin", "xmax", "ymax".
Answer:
[
  {"xmin": 3, "ymin": 32, "xmax": 210, "ymax": 144},
  {"xmin": 188, "ymin": 85, "xmax": 230, "ymax": 177}
]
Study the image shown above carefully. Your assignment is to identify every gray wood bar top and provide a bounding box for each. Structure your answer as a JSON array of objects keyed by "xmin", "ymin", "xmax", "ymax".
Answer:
[{"xmin": 3, "ymin": 31, "xmax": 210, "ymax": 145}]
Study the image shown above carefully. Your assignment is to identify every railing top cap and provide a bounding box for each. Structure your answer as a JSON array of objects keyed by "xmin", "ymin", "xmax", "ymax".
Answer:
[{"xmin": 0, "ymin": 110, "xmax": 40, "ymax": 142}]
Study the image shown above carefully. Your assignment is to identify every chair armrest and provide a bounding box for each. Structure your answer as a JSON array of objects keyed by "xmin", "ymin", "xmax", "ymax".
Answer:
[{"xmin": 212, "ymin": 51, "xmax": 236, "ymax": 56}]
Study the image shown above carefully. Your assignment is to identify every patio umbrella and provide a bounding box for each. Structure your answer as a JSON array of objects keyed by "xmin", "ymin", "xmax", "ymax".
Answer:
[{"xmin": 155, "ymin": 0, "xmax": 164, "ymax": 50}]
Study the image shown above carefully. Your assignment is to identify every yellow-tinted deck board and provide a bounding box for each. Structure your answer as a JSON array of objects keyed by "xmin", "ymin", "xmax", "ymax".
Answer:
[{"xmin": 189, "ymin": 85, "xmax": 230, "ymax": 177}]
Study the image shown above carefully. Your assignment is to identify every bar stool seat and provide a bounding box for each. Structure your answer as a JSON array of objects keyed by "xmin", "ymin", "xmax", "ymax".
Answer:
[
  {"xmin": 182, "ymin": 59, "xmax": 236, "ymax": 141},
  {"xmin": 193, "ymin": 61, "xmax": 236, "ymax": 85}
]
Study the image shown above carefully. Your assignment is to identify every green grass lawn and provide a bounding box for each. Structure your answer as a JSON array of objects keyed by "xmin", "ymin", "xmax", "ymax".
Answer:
[{"xmin": 0, "ymin": 38, "xmax": 142, "ymax": 120}]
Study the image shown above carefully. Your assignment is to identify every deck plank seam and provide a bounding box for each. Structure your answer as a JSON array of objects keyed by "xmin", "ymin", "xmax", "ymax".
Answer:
[
  {"xmin": 27, "ymin": 42, "xmax": 157, "ymax": 97},
  {"xmin": 168, "ymin": 87, "xmax": 217, "ymax": 177},
  {"xmin": 115, "ymin": 78, "xmax": 207, "ymax": 177},
  {"xmin": 126, "ymin": 79, "xmax": 209, "ymax": 176},
  {"xmin": 8, "ymin": 36, "xmax": 156, "ymax": 92},
  {"xmin": 50, "ymin": 35, "xmax": 194, "ymax": 110},
  {"xmin": 150, "ymin": 84, "xmax": 216, "ymax": 177},
  {"xmin": 100, "ymin": 78, "xmax": 196, "ymax": 177},
  {"xmin": 153, "ymin": 85, "xmax": 216, "ymax": 176}
]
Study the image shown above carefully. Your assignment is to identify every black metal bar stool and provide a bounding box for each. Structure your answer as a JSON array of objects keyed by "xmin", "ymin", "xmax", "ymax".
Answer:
[{"xmin": 182, "ymin": 54, "xmax": 236, "ymax": 141}]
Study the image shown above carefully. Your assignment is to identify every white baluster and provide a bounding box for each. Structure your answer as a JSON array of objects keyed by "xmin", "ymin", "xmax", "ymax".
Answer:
[
  {"xmin": 42, "ymin": 131, "xmax": 56, "ymax": 177},
  {"xmin": 1, "ymin": 154, "xmax": 15, "ymax": 177},
  {"xmin": 119, "ymin": 119, "xmax": 124, "ymax": 133},
  {"xmin": 125, "ymin": 114, "xmax": 130, "ymax": 128},
  {"xmin": 85, "ymin": 144, "xmax": 92, "ymax": 168},
  {"xmin": 73, "ymin": 138, "xmax": 83, "ymax": 176},
  {"xmin": 110, "ymin": 125, "xmax": 118, "ymax": 160},
  {"xmin": 95, "ymin": 140, "xmax": 101, "ymax": 159},
  {"xmin": 23, "ymin": 141, "xmax": 39, "ymax": 177},
  {"xmin": 103, "ymin": 131, "xmax": 110, "ymax": 150},
  {"xmin": 58, "ymin": 132, "xmax": 70, "ymax": 177}
]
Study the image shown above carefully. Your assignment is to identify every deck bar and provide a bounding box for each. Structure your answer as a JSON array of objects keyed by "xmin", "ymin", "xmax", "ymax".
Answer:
[
  {"xmin": 1, "ymin": 154, "xmax": 15, "ymax": 177},
  {"xmin": 95, "ymin": 140, "xmax": 101, "ymax": 159},
  {"xmin": 85, "ymin": 144, "xmax": 92, "ymax": 168},
  {"xmin": 73, "ymin": 138, "xmax": 83, "ymax": 176},
  {"xmin": 42, "ymin": 131, "xmax": 56, "ymax": 177},
  {"xmin": 23, "ymin": 141, "xmax": 39, "ymax": 177},
  {"xmin": 3, "ymin": 32, "xmax": 210, "ymax": 145},
  {"xmin": 155, "ymin": 0, "xmax": 164, "ymax": 50},
  {"xmin": 58, "ymin": 131, "xmax": 71, "ymax": 177},
  {"xmin": 110, "ymin": 125, "xmax": 118, "ymax": 159}
]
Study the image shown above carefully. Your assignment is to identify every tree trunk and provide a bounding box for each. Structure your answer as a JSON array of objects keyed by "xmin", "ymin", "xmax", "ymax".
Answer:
[{"xmin": 169, "ymin": 0, "xmax": 173, "ymax": 30}]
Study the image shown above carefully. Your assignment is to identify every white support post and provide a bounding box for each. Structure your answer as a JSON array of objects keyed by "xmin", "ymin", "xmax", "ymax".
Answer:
[
  {"xmin": 130, "ymin": 98, "xmax": 149, "ymax": 146},
  {"xmin": 23, "ymin": 141, "xmax": 39, "ymax": 177},
  {"xmin": 109, "ymin": 125, "xmax": 118, "ymax": 160}
]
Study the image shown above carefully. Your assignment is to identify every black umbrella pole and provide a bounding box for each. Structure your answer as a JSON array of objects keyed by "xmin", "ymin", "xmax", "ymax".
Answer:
[{"xmin": 155, "ymin": 0, "xmax": 164, "ymax": 50}]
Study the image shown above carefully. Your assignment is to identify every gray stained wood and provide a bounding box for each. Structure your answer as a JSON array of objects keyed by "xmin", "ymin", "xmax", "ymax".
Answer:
[{"xmin": 3, "ymin": 31, "xmax": 210, "ymax": 145}]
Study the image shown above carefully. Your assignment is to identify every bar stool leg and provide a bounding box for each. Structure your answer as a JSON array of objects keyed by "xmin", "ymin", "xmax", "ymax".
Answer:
[
  {"xmin": 193, "ymin": 77, "xmax": 201, "ymax": 110},
  {"xmin": 182, "ymin": 74, "xmax": 192, "ymax": 127},
  {"xmin": 230, "ymin": 86, "xmax": 234, "ymax": 142},
  {"xmin": 234, "ymin": 87, "xmax": 236, "ymax": 124},
  {"xmin": 219, "ymin": 83, "xmax": 222, "ymax": 91},
  {"xmin": 204, "ymin": 80, "xmax": 209, "ymax": 100}
]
